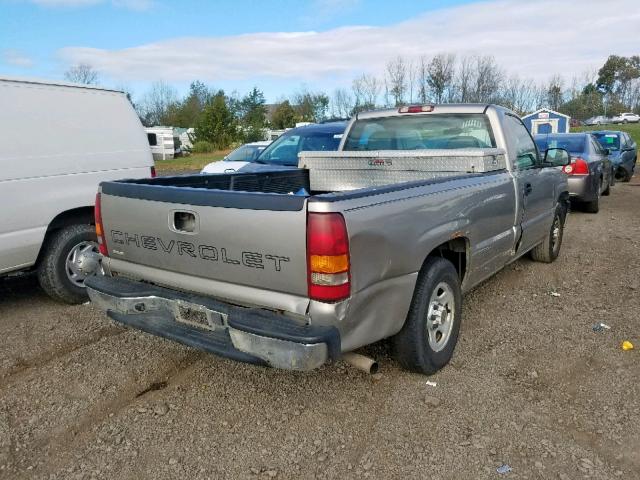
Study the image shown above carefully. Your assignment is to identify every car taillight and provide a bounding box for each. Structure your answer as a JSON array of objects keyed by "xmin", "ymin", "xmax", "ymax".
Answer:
[
  {"xmin": 307, "ymin": 212, "xmax": 350, "ymax": 302},
  {"xmin": 563, "ymin": 157, "xmax": 589, "ymax": 175},
  {"xmin": 150, "ymin": 166, "xmax": 157, "ymax": 178},
  {"xmin": 399, "ymin": 104, "xmax": 434, "ymax": 114},
  {"xmin": 95, "ymin": 193, "xmax": 108, "ymax": 256}
]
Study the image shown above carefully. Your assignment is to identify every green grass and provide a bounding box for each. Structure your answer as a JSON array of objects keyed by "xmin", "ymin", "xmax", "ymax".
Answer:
[
  {"xmin": 154, "ymin": 150, "xmax": 231, "ymax": 173},
  {"xmin": 572, "ymin": 122, "xmax": 640, "ymax": 145}
]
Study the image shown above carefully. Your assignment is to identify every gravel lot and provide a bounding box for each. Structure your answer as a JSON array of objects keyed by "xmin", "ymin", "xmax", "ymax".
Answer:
[{"xmin": 1, "ymin": 181, "xmax": 639, "ymax": 480}]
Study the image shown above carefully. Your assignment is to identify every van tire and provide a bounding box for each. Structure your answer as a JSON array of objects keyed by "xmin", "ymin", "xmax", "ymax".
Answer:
[
  {"xmin": 393, "ymin": 257, "xmax": 462, "ymax": 375},
  {"xmin": 37, "ymin": 224, "xmax": 98, "ymax": 304},
  {"xmin": 530, "ymin": 203, "xmax": 565, "ymax": 263}
]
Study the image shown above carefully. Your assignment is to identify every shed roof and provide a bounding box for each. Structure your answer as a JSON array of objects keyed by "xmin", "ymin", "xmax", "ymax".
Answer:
[{"xmin": 522, "ymin": 108, "xmax": 571, "ymax": 120}]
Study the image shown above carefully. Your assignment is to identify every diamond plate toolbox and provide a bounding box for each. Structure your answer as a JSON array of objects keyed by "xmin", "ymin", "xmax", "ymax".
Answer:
[{"xmin": 299, "ymin": 148, "xmax": 507, "ymax": 191}]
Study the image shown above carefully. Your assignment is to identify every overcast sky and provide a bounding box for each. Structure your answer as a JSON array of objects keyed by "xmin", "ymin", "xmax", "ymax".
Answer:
[{"xmin": 1, "ymin": 0, "xmax": 638, "ymax": 101}]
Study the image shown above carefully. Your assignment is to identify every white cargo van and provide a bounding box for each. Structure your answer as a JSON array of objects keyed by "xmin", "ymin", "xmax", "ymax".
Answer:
[{"xmin": 0, "ymin": 77, "xmax": 154, "ymax": 303}]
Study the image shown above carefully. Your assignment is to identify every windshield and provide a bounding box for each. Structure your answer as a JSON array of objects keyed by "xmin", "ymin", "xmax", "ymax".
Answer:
[
  {"xmin": 592, "ymin": 133, "xmax": 620, "ymax": 151},
  {"xmin": 225, "ymin": 145, "xmax": 264, "ymax": 162},
  {"xmin": 256, "ymin": 129, "xmax": 343, "ymax": 166},
  {"xmin": 343, "ymin": 114, "xmax": 495, "ymax": 151},
  {"xmin": 535, "ymin": 135, "xmax": 585, "ymax": 154}
]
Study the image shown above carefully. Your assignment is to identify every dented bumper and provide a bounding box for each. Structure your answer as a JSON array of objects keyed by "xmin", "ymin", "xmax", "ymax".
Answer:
[{"xmin": 85, "ymin": 275, "xmax": 340, "ymax": 371}]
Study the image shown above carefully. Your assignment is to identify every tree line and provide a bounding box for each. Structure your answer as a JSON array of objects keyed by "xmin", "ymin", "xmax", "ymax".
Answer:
[{"xmin": 64, "ymin": 53, "xmax": 640, "ymax": 151}]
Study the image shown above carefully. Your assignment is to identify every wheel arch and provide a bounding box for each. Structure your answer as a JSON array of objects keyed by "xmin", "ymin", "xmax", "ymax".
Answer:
[
  {"xmin": 421, "ymin": 237, "xmax": 469, "ymax": 286},
  {"xmin": 36, "ymin": 206, "xmax": 95, "ymax": 265}
]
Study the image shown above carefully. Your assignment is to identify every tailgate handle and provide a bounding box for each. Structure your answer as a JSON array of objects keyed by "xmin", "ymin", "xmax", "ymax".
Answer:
[{"xmin": 173, "ymin": 211, "xmax": 197, "ymax": 233}]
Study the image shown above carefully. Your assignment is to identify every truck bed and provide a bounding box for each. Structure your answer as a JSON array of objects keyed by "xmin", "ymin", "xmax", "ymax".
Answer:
[{"xmin": 105, "ymin": 147, "xmax": 508, "ymax": 208}]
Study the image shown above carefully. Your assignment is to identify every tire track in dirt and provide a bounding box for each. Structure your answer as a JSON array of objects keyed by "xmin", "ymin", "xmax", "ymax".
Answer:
[
  {"xmin": 0, "ymin": 326, "xmax": 125, "ymax": 388},
  {"xmin": 24, "ymin": 351, "xmax": 207, "ymax": 478}
]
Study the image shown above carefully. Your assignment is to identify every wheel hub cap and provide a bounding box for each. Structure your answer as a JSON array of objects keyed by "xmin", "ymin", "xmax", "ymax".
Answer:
[
  {"xmin": 426, "ymin": 282, "xmax": 455, "ymax": 352},
  {"xmin": 66, "ymin": 241, "xmax": 100, "ymax": 287}
]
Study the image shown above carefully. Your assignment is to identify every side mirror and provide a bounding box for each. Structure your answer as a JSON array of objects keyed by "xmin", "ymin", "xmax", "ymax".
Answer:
[
  {"xmin": 603, "ymin": 148, "xmax": 610, "ymax": 155},
  {"xmin": 544, "ymin": 147, "xmax": 571, "ymax": 167}
]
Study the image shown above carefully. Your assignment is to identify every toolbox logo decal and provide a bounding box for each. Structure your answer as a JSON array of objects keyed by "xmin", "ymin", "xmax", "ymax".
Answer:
[
  {"xmin": 110, "ymin": 230, "xmax": 290, "ymax": 272},
  {"xmin": 367, "ymin": 159, "xmax": 392, "ymax": 167}
]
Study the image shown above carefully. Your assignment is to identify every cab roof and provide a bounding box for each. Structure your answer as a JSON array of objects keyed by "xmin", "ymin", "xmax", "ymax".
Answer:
[{"xmin": 355, "ymin": 103, "xmax": 496, "ymax": 120}]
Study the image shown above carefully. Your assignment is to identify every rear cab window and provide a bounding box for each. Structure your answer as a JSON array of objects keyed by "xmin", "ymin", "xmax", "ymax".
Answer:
[{"xmin": 343, "ymin": 114, "xmax": 496, "ymax": 151}]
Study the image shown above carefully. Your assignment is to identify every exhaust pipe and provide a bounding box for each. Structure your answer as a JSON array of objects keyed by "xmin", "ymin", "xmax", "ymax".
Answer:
[{"xmin": 342, "ymin": 352, "xmax": 379, "ymax": 375}]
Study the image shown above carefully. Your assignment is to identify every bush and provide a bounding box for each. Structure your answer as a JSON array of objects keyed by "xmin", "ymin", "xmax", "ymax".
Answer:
[{"xmin": 192, "ymin": 140, "xmax": 215, "ymax": 153}]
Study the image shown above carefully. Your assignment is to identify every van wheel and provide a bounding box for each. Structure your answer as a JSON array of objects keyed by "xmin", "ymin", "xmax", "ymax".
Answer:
[
  {"xmin": 393, "ymin": 257, "xmax": 462, "ymax": 375},
  {"xmin": 530, "ymin": 203, "xmax": 565, "ymax": 263},
  {"xmin": 37, "ymin": 224, "xmax": 100, "ymax": 304}
]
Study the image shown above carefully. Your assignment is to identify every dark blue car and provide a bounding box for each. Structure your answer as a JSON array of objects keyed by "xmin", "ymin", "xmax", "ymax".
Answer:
[
  {"xmin": 200, "ymin": 121, "xmax": 348, "ymax": 174},
  {"xmin": 590, "ymin": 131, "xmax": 637, "ymax": 182},
  {"xmin": 248, "ymin": 121, "xmax": 348, "ymax": 171}
]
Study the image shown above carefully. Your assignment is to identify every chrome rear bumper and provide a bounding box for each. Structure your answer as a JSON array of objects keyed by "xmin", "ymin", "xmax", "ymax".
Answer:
[{"xmin": 86, "ymin": 276, "xmax": 339, "ymax": 371}]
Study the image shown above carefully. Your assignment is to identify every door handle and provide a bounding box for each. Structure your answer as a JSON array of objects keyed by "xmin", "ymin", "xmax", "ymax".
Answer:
[
  {"xmin": 173, "ymin": 211, "xmax": 197, "ymax": 233},
  {"xmin": 524, "ymin": 183, "xmax": 533, "ymax": 196}
]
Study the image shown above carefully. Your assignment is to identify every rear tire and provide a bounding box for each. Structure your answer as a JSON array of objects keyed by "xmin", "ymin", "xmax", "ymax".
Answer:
[
  {"xmin": 624, "ymin": 166, "xmax": 634, "ymax": 182},
  {"xmin": 530, "ymin": 203, "xmax": 565, "ymax": 263},
  {"xmin": 584, "ymin": 179, "xmax": 601, "ymax": 213},
  {"xmin": 37, "ymin": 224, "xmax": 99, "ymax": 304},
  {"xmin": 393, "ymin": 257, "xmax": 462, "ymax": 375}
]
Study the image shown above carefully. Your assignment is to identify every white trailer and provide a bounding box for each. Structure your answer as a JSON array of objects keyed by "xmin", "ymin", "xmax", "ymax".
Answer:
[
  {"xmin": 145, "ymin": 126, "xmax": 176, "ymax": 160},
  {"xmin": 176, "ymin": 127, "xmax": 195, "ymax": 151}
]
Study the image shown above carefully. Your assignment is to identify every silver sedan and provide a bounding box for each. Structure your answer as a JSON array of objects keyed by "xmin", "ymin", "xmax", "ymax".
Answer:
[{"xmin": 535, "ymin": 133, "xmax": 613, "ymax": 213}]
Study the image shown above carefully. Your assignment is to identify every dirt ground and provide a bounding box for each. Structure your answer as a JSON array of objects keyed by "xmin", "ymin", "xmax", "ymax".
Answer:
[{"xmin": 1, "ymin": 181, "xmax": 639, "ymax": 480}]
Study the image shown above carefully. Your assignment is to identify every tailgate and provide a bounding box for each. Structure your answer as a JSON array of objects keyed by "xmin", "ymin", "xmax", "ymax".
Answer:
[{"xmin": 99, "ymin": 184, "xmax": 309, "ymax": 297}]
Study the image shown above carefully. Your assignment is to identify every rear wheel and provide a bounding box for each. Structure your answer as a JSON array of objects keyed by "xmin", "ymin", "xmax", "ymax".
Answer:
[
  {"xmin": 623, "ymin": 169, "xmax": 631, "ymax": 182},
  {"xmin": 393, "ymin": 257, "xmax": 462, "ymax": 375},
  {"xmin": 37, "ymin": 224, "xmax": 100, "ymax": 304},
  {"xmin": 530, "ymin": 203, "xmax": 565, "ymax": 263},
  {"xmin": 584, "ymin": 179, "xmax": 601, "ymax": 213}
]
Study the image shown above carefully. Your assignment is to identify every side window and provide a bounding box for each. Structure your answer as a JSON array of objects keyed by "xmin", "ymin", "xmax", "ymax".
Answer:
[
  {"xmin": 504, "ymin": 115, "xmax": 538, "ymax": 170},
  {"xmin": 147, "ymin": 133, "xmax": 157, "ymax": 146}
]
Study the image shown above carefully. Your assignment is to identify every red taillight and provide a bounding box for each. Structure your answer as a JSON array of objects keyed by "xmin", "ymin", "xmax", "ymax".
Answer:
[
  {"xmin": 563, "ymin": 157, "xmax": 589, "ymax": 175},
  {"xmin": 95, "ymin": 193, "xmax": 108, "ymax": 256},
  {"xmin": 150, "ymin": 166, "xmax": 157, "ymax": 178},
  {"xmin": 399, "ymin": 105, "xmax": 434, "ymax": 114},
  {"xmin": 307, "ymin": 212, "xmax": 350, "ymax": 302}
]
